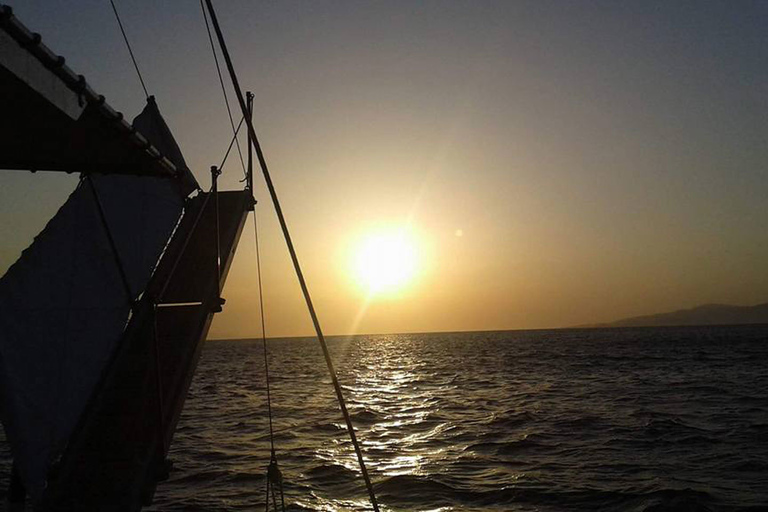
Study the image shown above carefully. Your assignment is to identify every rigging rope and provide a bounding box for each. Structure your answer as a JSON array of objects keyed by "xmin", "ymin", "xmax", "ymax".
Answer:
[
  {"xmin": 200, "ymin": 0, "xmax": 247, "ymax": 179},
  {"xmin": 109, "ymin": 0, "xmax": 149, "ymax": 99},
  {"xmin": 219, "ymin": 115, "xmax": 246, "ymax": 171},
  {"xmin": 256, "ymin": 210, "xmax": 286, "ymax": 511},
  {"xmin": 252, "ymin": 207, "xmax": 276, "ymax": 455}
]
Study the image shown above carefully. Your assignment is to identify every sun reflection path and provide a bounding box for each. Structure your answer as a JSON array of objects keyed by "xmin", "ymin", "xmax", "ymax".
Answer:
[
  {"xmin": 323, "ymin": 336, "xmax": 461, "ymax": 484},
  {"xmin": 272, "ymin": 333, "xmax": 524, "ymax": 510}
]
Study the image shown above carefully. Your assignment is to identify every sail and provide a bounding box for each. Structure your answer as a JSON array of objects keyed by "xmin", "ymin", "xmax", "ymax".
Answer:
[
  {"xmin": 0, "ymin": 99, "xmax": 198, "ymax": 498},
  {"xmin": 133, "ymin": 96, "xmax": 199, "ymax": 197},
  {"xmin": 38, "ymin": 189, "xmax": 252, "ymax": 510}
]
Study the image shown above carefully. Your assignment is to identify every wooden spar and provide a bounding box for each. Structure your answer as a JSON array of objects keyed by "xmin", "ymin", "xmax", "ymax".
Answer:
[
  {"xmin": 202, "ymin": 2, "xmax": 381, "ymax": 511},
  {"xmin": 0, "ymin": 5, "xmax": 180, "ymax": 179}
]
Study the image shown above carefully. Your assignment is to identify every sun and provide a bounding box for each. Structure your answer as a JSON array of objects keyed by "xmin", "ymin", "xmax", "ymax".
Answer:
[{"xmin": 353, "ymin": 230, "xmax": 419, "ymax": 295}]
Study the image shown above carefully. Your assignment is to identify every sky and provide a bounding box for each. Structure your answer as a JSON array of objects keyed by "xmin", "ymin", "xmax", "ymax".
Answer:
[{"xmin": 1, "ymin": 0, "xmax": 767, "ymax": 338}]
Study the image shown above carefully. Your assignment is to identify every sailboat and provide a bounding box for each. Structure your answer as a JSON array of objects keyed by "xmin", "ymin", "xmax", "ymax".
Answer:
[{"xmin": 0, "ymin": 2, "xmax": 378, "ymax": 510}]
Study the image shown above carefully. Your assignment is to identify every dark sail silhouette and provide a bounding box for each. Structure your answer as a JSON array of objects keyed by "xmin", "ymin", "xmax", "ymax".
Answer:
[{"xmin": 0, "ymin": 5, "xmax": 250, "ymax": 509}]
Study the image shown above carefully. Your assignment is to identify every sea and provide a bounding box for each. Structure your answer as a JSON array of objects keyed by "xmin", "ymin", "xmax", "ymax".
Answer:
[{"xmin": 1, "ymin": 325, "xmax": 767, "ymax": 511}]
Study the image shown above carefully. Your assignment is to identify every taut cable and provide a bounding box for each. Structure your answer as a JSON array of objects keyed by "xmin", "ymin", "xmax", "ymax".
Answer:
[{"xmin": 109, "ymin": 0, "xmax": 149, "ymax": 99}]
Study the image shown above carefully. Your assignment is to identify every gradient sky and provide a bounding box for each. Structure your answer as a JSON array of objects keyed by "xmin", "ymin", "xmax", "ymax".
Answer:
[{"xmin": 1, "ymin": 1, "xmax": 767, "ymax": 338}]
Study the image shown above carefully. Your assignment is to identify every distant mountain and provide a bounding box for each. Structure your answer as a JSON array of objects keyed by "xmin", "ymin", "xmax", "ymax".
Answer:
[{"xmin": 601, "ymin": 302, "xmax": 768, "ymax": 327}]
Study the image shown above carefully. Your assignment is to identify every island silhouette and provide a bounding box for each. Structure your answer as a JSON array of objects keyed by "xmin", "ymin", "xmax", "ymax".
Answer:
[{"xmin": 596, "ymin": 302, "xmax": 768, "ymax": 328}]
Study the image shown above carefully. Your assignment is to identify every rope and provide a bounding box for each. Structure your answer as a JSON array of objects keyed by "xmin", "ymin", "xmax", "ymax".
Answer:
[
  {"xmin": 265, "ymin": 457, "xmax": 285, "ymax": 512},
  {"xmin": 248, "ymin": 205, "xmax": 284, "ymax": 512},
  {"xmin": 219, "ymin": 116, "xmax": 245, "ymax": 171},
  {"xmin": 202, "ymin": 2, "xmax": 380, "ymax": 510},
  {"xmin": 252, "ymin": 208, "xmax": 276, "ymax": 454},
  {"xmin": 200, "ymin": 0, "xmax": 247, "ymax": 179},
  {"xmin": 109, "ymin": 0, "xmax": 149, "ymax": 99}
]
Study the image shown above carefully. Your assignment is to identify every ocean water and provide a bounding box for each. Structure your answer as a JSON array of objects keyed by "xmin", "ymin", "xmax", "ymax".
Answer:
[{"xmin": 2, "ymin": 326, "xmax": 768, "ymax": 511}]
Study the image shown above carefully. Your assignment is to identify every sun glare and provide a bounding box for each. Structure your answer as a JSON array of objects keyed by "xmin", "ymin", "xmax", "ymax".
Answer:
[{"xmin": 353, "ymin": 230, "xmax": 419, "ymax": 295}]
